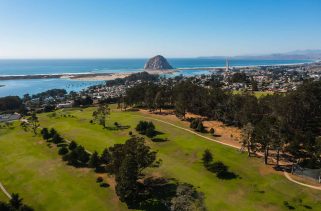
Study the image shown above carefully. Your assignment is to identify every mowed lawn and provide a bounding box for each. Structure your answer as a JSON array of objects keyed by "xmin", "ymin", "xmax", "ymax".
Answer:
[
  {"xmin": 0, "ymin": 124, "xmax": 128, "ymax": 211},
  {"xmin": 37, "ymin": 107, "xmax": 321, "ymax": 210}
]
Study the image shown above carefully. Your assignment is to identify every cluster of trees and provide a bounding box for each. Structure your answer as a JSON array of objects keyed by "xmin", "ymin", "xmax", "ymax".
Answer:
[
  {"xmin": 135, "ymin": 121, "xmax": 156, "ymax": 137},
  {"xmin": 170, "ymin": 184, "xmax": 206, "ymax": 211},
  {"xmin": 202, "ymin": 150, "xmax": 237, "ymax": 179},
  {"xmin": 73, "ymin": 95, "xmax": 93, "ymax": 107},
  {"xmin": 105, "ymin": 71, "xmax": 159, "ymax": 87},
  {"xmin": 190, "ymin": 118, "xmax": 205, "ymax": 133},
  {"xmin": 22, "ymin": 89, "xmax": 67, "ymax": 110},
  {"xmin": 0, "ymin": 193, "xmax": 33, "ymax": 211},
  {"xmin": 29, "ymin": 89, "xmax": 67, "ymax": 99},
  {"xmin": 228, "ymin": 72, "xmax": 248, "ymax": 83},
  {"xmin": 0, "ymin": 96, "xmax": 23, "ymax": 113},
  {"xmin": 105, "ymin": 136, "xmax": 205, "ymax": 210},
  {"xmin": 125, "ymin": 79, "xmax": 321, "ymax": 167},
  {"xmin": 125, "ymin": 82, "xmax": 171, "ymax": 113},
  {"xmin": 40, "ymin": 121, "xmax": 205, "ymax": 209},
  {"xmin": 41, "ymin": 128, "xmax": 91, "ymax": 167}
]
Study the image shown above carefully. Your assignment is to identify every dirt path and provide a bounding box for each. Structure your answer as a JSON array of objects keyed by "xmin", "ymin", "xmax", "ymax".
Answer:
[
  {"xmin": 132, "ymin": 115, "xmax": 241, "ymax": 150},
  {"xmin": 0, "ymin": 182, "xmax": 12, "ymax": 199},
  {"xmin": 133, "ymin": 112, "xmax": 321, "ymax": 191}
]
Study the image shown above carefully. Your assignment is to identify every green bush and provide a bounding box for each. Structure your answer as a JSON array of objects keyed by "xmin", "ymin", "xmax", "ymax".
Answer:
[
  {"xmin": 58, "ymin": 147, "xmax": 69, "ymax": 155},
  {"xmin": 96, "ymin": 177, "xmax": 103, "ymax": 183},
  {"xmin": 136, "ymin": 121, "xmax": 156, "ymax": 137}
]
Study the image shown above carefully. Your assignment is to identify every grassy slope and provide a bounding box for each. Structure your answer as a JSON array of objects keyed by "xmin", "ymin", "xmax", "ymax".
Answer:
[
  {"xmin": 232, "ymin": 90, "xmax": 274, "ymax": 98},
  {"xmin": 0, "ymin": 124, "xmax": 127, "ymax": 211},
  {"xmin": 38, "ymin": 107, "xmax": 321, "ymax": 211}
]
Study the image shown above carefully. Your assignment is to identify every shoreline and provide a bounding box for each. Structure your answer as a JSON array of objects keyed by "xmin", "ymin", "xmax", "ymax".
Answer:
[
  {"xmin": 0, "ymin": 69, "xmax": 179, "ymax": 81},
  {"xmin": 0, "ymin": 62, "xmax": 318, "ymax": 81}
]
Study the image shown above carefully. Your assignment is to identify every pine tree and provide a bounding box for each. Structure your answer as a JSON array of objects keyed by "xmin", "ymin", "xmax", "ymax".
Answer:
[
  {"xmin": 100, "ymin": 148, "xmax": 112, "ymax": 164},
  {"xmin": 89, "ymin": 151, "xmax": 101, "ymax": 168}
]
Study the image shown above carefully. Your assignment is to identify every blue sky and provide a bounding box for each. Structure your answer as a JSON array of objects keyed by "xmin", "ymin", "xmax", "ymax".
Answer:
[{"xmin": 0, "ymin": 0, "xmax": 320, "ymax": 58}]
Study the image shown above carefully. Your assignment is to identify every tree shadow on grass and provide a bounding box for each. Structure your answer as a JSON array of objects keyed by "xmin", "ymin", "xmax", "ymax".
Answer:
[
  {"xmin": 216, "ymin": 171, "xmax": 240, "ymax": 180},
  {"xmin": 105, "ymin": 125, "xmax": 131, "ymax": 131},
  {"xmin": 151, "ymin": 138, "xmax": 169, "ymax": 142},
  {"xmin": 207, "ymin": 162, "xmax": 240, "ymax": 180},
  {"xmin": 139, "ymin": 177, "xmax": 178, "ymax": 211}
]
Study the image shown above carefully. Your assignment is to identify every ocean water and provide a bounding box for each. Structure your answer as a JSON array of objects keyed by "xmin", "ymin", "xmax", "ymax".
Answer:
[{"xmin": 0, "ymin": 59, "xmax": 312, "ymax": 97}]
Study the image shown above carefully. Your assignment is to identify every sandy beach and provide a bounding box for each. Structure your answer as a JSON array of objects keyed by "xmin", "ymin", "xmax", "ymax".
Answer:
[
  {"xmin": 68, "ymin": 69, "xmax": 178, "ymax": 81},
  {"xmin": 69, "ymin": 72, "xmax": 132, "ymax": 81}
]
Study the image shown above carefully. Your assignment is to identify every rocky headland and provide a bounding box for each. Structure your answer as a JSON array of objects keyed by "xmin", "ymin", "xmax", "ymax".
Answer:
[{"xmin": 144, "ymin": 55, "xmax": 174, "ymax": 70}]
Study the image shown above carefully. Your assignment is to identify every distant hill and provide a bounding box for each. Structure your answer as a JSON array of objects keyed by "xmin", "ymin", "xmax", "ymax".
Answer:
[{"xmin": 199, "ymin": 49, "xmax": 321, "ymax": 60}]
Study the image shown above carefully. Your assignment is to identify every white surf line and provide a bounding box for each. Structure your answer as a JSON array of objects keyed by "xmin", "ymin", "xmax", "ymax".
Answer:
[
  {"xmin": 284, "ymin": 172, "xmax": 321, "ymax": 191},
  {"xmin": 0, "ymin": 182, "xmax": 12, "ymax": 199},
  {"xmin": 133, "ymin": 114, "xmax": 321, "ymax": 191}
]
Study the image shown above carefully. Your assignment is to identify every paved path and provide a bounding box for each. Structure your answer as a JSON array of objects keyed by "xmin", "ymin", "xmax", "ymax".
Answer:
[
  {"xmin": 132, "ymin": 115, "xmax": 240, "ymax": 149},
  {"xmin": 0, "ymin": 182, "xmax": 12, "ymax": 199},
  {"xmin": 284, "ymin": 172, "xmax": 321, "ymax": 191},
  {"xmin": 134, "ymin": 114, "xmax": 321, "ymax": 191}
]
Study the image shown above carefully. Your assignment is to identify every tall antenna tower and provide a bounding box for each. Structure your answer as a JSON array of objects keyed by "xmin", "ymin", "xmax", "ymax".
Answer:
[{"xmin": 226, "ymin": 57, "xmax": 229, "ymax": 72}]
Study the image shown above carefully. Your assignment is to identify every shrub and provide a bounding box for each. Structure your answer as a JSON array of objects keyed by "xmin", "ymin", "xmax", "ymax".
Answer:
[
  {"xmin": 68, "ymin": 141, "xmax": 77, "ymax": 150},
  {"xmin": 196, "ymin": 121, "xmax": 205, "ymax": 133},
  {"xmin": 88, "ymin": 151, "xmax": 101, "ymax": 168},
  {"xmin": 49, "ymin": 128, "xmax": 57, "ymax": 137},
  {"xmin": 52, "ymin": 133, "xmax": 63, "ymax": 144},
  {"xmin": 100, "ymin": 148, "xmax": 112, "ymax": 164},
  {"xmin": 58, "ymin": 147, "xmax": 69, "ymax": 155},
  {"xmin": 190, "ymin": 119, "xmax": 199, "ymax": 129},
  {"xmin": 136, "ymin": 121, "xmax": 156, "ymax": 137},
  {"xmin": 100, "ymin": 182, "xmax": 110, "ymax": 188},
  {"xmin": 41, "ymin": 128, "xmax": 51, "ymax": 140},
  {"xmin": 57, "ymin": 142, "xmax": 68, "ymax": 147},
  {"xmin": 128, "ymin": 131, "xmax": 133, "ymax": 136},
  {"xmin": 96, "ymin": 177, "xmax": 103, "ymax": 183},
  {"xmin": 209, "ymin": 128, "xmax": 215, "ymax": 135},
  {"xmin": 75, "ymin": 146, "xmax": 90, "ymax": 164},
  {"xmin": 190, "ymin": 119, "xmax": 205, "ymax": 132}
]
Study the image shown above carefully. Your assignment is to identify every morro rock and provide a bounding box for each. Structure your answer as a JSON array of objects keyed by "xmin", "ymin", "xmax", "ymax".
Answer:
[{"xmin": 144, "ymin": 55, "xmax": 173, "ymax": 70}]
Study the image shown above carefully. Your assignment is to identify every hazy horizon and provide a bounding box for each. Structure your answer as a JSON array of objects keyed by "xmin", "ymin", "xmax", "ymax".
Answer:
[{"xmin": 0, "ymin": 48, "xmax": 320, "ymax": 60}]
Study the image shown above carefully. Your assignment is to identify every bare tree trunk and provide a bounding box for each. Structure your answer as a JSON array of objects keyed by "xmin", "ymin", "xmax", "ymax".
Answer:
[
  {"xmin": 276, "ymin": 148, "xmax": 280, "ymax": 167},
  {"xmin": 247, "ymin": 142, "xmax": 251, "ymax": 157},
  {"xmin": 264, "ymin": 146, "xmax": 269, "ymax": 165}
]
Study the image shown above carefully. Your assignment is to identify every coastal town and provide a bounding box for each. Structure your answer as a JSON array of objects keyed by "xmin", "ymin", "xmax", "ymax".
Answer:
[
  {"xmin": 5, "ymin": 57, "xmax": 319, "ymax": 111},
  {"xmin": 2, "ymin": 1, "xmax": 321, "ymax": 210},
  {"xmin": 64, "ymin": 59, "xmax": 321, "ymax": 106}
]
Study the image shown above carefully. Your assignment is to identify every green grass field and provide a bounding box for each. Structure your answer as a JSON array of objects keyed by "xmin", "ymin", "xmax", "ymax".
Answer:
[
  {"xmin": 0, "ymin": 123, "xmax": 127, "ymax": 211},
  {"xmin": 232, "ymin": 90, "xmax": 274, "ymax": 98},
  {"xmin": 1, "ymin": 106, "xmax": 321, "ymax": 210}
]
